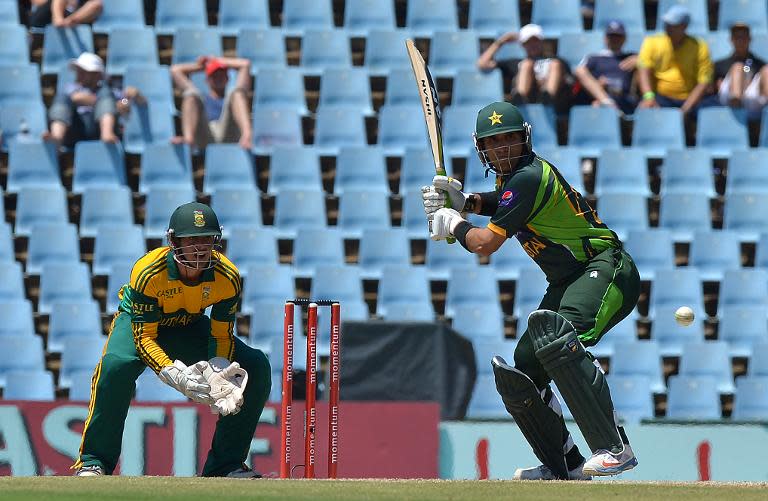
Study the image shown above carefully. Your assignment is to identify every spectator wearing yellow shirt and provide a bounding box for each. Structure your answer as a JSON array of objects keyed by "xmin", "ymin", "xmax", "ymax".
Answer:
[{"xmin": 637, "ymin": 5, "xmax": 717, "ymax": 116}]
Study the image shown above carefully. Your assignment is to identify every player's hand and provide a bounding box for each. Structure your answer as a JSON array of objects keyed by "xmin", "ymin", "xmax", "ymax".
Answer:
[
  {"xmin": 158, "ymin": 360, "xmax": 214, "ymax": 404},
  {"xmin": 422, "ymin": 175, "xmax": 470, "ymax": 217},
  {"xmin": 203, "ymin": 357, "xmax": 249, "ymax": 416},
  {"xmin": 430, "ymin": 207, "xmax": 465, "ymax": 241}
]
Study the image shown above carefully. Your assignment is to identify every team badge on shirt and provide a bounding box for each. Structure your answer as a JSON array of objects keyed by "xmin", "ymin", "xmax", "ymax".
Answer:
[
  {"xmin": 193, "ymin": 210, "xmax": 205, "ymax": 227},
  {"xmin": 202, "ymin": 286, "xmax": 211, "ymax": 300},
  {"xmin": 499, "ymin": 190, "xmax": 517, "ymax": 207}
]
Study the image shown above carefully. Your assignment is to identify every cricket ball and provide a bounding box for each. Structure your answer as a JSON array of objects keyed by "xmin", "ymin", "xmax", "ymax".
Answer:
[{"xmin": 674, "ymin": 306, "xmax": 695, "ymax": 326}]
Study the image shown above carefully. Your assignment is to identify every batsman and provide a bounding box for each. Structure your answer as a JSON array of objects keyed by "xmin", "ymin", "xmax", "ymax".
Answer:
[
  {"xmin": 74, "ymin": 202, "xmax": 271, "ymax": 477},
  {"xmin": 422, "ymin": 102, "xmax": 640, "ymax": 480}
]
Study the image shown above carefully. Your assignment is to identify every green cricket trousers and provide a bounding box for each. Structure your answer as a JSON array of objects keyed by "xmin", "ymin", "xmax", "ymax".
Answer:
[{"xmin": 75, "ymin": 312, "xmax": 272, "ymax": 476}]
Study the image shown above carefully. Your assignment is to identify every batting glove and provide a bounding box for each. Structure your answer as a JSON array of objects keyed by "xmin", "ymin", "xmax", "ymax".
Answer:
[
  {"xmin": 421, "ymin": 175, "xmax": 470, "ymax": 218},
  {"xmin": 158, "ymin": 360, "xmax": 214, "ymax": 405},
  {"xmin": 430, "ymin": 207, "xmax": 466, "ymax": 241}
]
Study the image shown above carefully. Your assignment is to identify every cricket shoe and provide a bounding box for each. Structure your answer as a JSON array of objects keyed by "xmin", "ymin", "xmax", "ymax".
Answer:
[
  {"xmin": 226, "ymin": 464, "xmax": 262, "ymax": 478},
  {"xmin": 582, "ymin": 444, "xmax": 638, "ymax": 476},
  {"xmin": 75, "ymin": 465, "xmax": 103, "ymax": 476},
  {"xmin": 513, "ymin": 461, "xmax": 591, "ymax": 481}
]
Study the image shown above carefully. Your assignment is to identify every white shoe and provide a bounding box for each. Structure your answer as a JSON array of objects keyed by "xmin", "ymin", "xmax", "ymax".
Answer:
[
  {"xmin": 226, "ymin": 464, "xmax": 262, "ymax": 478},
  {"xmin": 513, "ymin": 461, "xmax": 591, "ymax": 481},
  {"xmin": 582, "ymin": 445, "xmax": 638, "ymax": 476},
  {"xmin": 75, "ymin": 465, "xmax": 103, "ymax": 476}
]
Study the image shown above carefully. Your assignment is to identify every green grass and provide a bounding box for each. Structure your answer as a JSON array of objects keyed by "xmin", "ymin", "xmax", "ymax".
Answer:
[{"xmin": 1, "ymin": 477, "xmax": 767, "ymax": 501}]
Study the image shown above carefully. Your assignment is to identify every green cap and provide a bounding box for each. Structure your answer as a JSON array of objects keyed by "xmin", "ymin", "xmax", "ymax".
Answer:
[
  {"xmin": 474, "ymin": 102, "xmax": 527, "ymax": 139},
  {"xmin": 168, "ymin": 202, "xmax": 222, "ymax": 238}
]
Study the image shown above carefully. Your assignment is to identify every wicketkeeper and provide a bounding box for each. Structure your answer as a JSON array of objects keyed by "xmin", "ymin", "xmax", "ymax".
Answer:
[
  {"xmin": 74, "ymin": 202, "xmax": 271, "ymax": 477},
  {"xmin": 422, "ymin": 102, "xmax": 641, "ymax": 480}
]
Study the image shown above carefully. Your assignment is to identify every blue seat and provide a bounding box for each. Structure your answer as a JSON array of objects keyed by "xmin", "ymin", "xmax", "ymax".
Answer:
[
  {"xmin": 123, "ymin": 102, "xmax": 175, "ymax": 155},
  {"xmin": 718, "ymin": 305, "xmax": 768, "ymax": 358},
  {"xmin": 0, "ymin": 25, "xmax": 29, "ymax": 66},
  {"xmin": 557, "ymin": 32, "xmax": 604, "ymax": 68},
  {"xmin": 203, "ymin": 144, "xmax": 256, "ymax": 194},
  {"xmin": 425, "ymin": 239, "xmax": 478, "ymax": 280},
  {"xmin": 365, "ymin": 30, "xmax": 413, "ymax": 76},
  {"xmin": 106, "ymin": 27, "xmax": 158, "ymax": 75},
  {"xmin": 452, "ymin": 304, "xmax": 505, "ymax": 340},
  {"xmin": 567, "ymin": 106, "xmax": 621, "ymax": 156},
  {"xmin": 376, "ymin": 265, "xmax": 433, "ymax": 317},
  {"xmin": 4, "ymin": 370, "xmax": 55, "ymax": 401},
  {"xmin": 406, "ymin": 0, "xmax": 458, "ymax": 37},
  {"xmin": 610, "ymin": 340, "xmax": 666, "ymax": 393},
  {"xmin": 300, "ymin": 30, "xmax": 352, "ymax": 75},
  {"xmin": 335, "ymin": 147, "xmax": 388, "ymax": 195},
  {"xmin": 338, "ymin": 190, "xmax": 391, "ymax": 239},
  {"xmin": 314, "ymin": 106, "xmax": 367, "ymax": 154},
  {"xmin": 358, "ymin": 228, "xmax": 410, "ymax": 279},
  {"xmin": 48, "ymin": 300, "xmax": 103, "ymax": 353},
  {"xmin": 660, "ymin": 148, "xmax": 715, "ymax": 197},
  {"xmin": 718, "ymin": 269, "xmax": 768, "ymax": 309},
  {"xmin": 248, "ymin": 301, "xmax": 302, "ymax": 351},
  {"xmin": 0, "ymin": 1, "xmax": 19, "ymax": 25},
  {"xmin": 154, "ymin": 0, "xmax": 207, "ymax": 35},
  {"xmin": 292, "ymin": 228, "xmax": 345, "ymax": 278},
  {"xmin": 666, "ymin": 375, "xmax": 721, "ymax": 419},
  {"xmin": 0, "ymin": 335, "xmax": 45, "ymax": 387},
  {"xmin": 39, "ymin": 262, "xmax": 93, "ymax": 314},
  {"xmin": 452, "ymin": 70, "xmax": 504, "ymax": 108},
  {"xmin": 251, "ymin": 106, "xmax": 303, "ymax": 154},
  {"xmin": 652, "ymin": 305, "xmax": 706, "ymax": 356},
  {"xmin": 139, "ymin": 143, "xmax": 193, "ymax": 194},
  {"xmin": 0, "ymin": 65, "xmax": 43, "ymax": 108},
  {"xmin": 0, "ymin": 102, "xmax": 47, "ymax": 150},
  {"xmin": 382, "ymin": 302, "xmax": 435, "ymax": 321},
  {"xmin": 273, "ymin": 189, "xmax": 326, "ymax": 239},
  {"xmin": 596, "ymin": 193, "xmax": 648, "ymax": 240},
  {"xmin": 657, "ymin": 0, "xmax": 708, "ymax": 33},
  {"xmin": 93, "ymin": 0, "xmax": 145, "ymax": 33},
  {"xmin": 224, "ymin": 227, "xmax": 277, "ymax": 275},
  {"xmin": 466, "ymin": 372, "xmax": 508, "ymax": 418},
  {"xmin": 383, "ymin": 68, "xmax": 419, "ymax": 107},
  {"xmin": 68, "ymin": 369, "xmax": 95, "ymax": 401},
  {"xmin": 80, "ymin": 186, "xmax": 134, "ymax": 238},
  {"xmin": 106, "ymin": 261, "xmax": 133, "ymax": 313},
  {"xmin": 143, "ymin": 187, "xmax": 196, "ymax": 239},
  {"xmin": 593, "ymin": 0, "xmax": 646, "ymax": 33},
  {"xmin": 605, "ymin": 375, "xmax": 654, "ymax": 423},
  {"xmin": 697, "ymin": 30, "xmax": 731, "ymax": 62},
  {"xmin": 624, "ymin": 229, "xmax": 674, "ymax": 281},
  {"xmin": 0, "ymin": 300, "xmax": 35, "ymax": 337},
  {"xmin": 725, "ymin": 149, "xmax": 768, "ymax": 194},
  {"xmin": 446, "ymin": 266, "xmax": 499, "ymax": 317},
  {"xmin": 93, "ymin": 225, "xmax": 146, "ymax": 276},
  {"xmin": 237, "ymin": 29, "xmax": 286, "ymax": 75},
  {"xmin": 755, "ymin": 233, "xmax": 768, "ymax": 269},
  {"xmin": 733, "ymin": 376, "xmax": 768, "ymax": 420},
  {"xmin": 680, "ymin": 341, "xmax": 735, "ymax": 393},
  {"xmin": 443, "ymin": 105, "xmax": 479, "ymax": 160},
  {"xmin": 718, "ymin": 0, "xmax": 768, "ymax": 34},
  {"xmin": 42, "ymin": 25, "xmax": 93, "ymax": 75},
  {"xmin": 594, "ymin": 149, "xmax": 650, "ymax": 197},
  {"xmin": 464, "ymin": 151, "xmax": 500, "ymax": 193},
  {"xmin": 319, "ymin": 68, "xmax": 373, "ymax": 115},
  {"xmin": 135, "ymin": 368, "xmax": 187, "ymax": 402},
  {"xmin": 588, "ymin": 314, "xmax": 637, "ymax": 358},
  {"xmin": 696, "ymin": 107, "xmax": 749, "ymax": 156},
  {"xmin": 428, "ymin": 31, "xmax": 480, "ymax": 78},
  {"xmin": 489, "ymin": 240, "xmax": 536, "ymax": 281},
  {"xmin": 15, "ymin": 187, "xmax": 68, "ymax": 237},
  {"xmin": 343, "ymin": 0, "xmax": 396, "ymax": 37},
  {"xmin": 400, "ymin": 147, "xmax": 441, "ymax": 197},
  {"xmin": 401, "ymin": 191, "xmax": 430, "ymax": 239},
  {"xmin": 282, "ymin": 0, "xmax": 333, "ymax": 36},
  {"xmin": 752, "ymin": 32, "xmax": 768, "ymax": 61},
  {"xmin": 649, "ymin": 268, "xmax": 704, "ymax": 319},
  {"xmin": 211, "ymin": 189, "xmax": 262, "ymax": 236},
  {"xmin": 689, "ymin": 230, "xmax": 741, "ymax": 281},
  {"xmin": 172, "ymin": 28, "xmax": 222, "ymax": 65},
  {"xmin": 761, "ymin": 108, "xmax": 768, "ymax": 146},
  {"xmin": 514, "ymin": 268, "xmax": 549, "ymax": 334},
  {"xmin": 268, "ymin": 147, "xmax": 322, "ymax": 194},
  {"xmin": 218, "ymin": 0, "xmax": 270, "ymax": 36},
  {"xmin": 72, "ymin": 141, "xmax": 125, "ymax": 194},
  {"xmin": 311, "ymin": 265, "xmax": 364, "ymax": 304},
  {"xmin": 315, "ymin": 299, "xmax": 369, "ymax": 356},
  {"xmin": 519, "ymin": 104, "xmax": 558, "ymax": 149},
  {"xmin": 0, "ymin": 222, "xmax": 10, "ymax": 263},
  {"xmin": 750, "ymin": 343, "xmax": 768, "ymax": 376},
  {"xmin": 123, "ymin": 65, "xmax": 175, "ymax": 111},
  {"xmin": 631, "ymin": 108, "xmax": 686, "ymax": 157},
  {"xmin": 0, "ymin": 262, "xmax": 25, "ymax": 302},
  {"xmin": 241, "ymin": 265, "xmax": 294, "ymax": 313},
  {"xmin": 472, "ymin": 338, "xmax": 517, "ymax": 373},
  {"xmin": 531, "ymin": 0, "xmax": 583, "ymax": 37},
  {"xmin": 378, "ymin": 104, "xmax": 427, "ymax": 156},
  {"xmin": 724, "ymin": 192, "xmax": 768, "ymax": 242},
  {"xmin": 535, "ymin": 146, "xmax": 585, "ymax": 194},
  {"xmin": 659, "ymin": 193, "xmax": 711, "ymax": 242},
  {"xmin": 27, "ymin": 223, "xmax": 80, "ymax": 275},
  {"xmin": 468, "ymin": 0, "xmax": 521, "ymax": 38},
  {"xmin": 253, "ymin": 67, "xmax": 307, "ymax": 115},
  {"xmin": 6, "ymin": 140, "xmax": 61, "ymax": 193}
]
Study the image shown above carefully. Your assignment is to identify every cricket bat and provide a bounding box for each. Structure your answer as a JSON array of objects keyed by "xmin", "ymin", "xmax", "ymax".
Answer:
[{"xmin": 405, "ymin": 38, "xmax": 455, "ymax": 244}]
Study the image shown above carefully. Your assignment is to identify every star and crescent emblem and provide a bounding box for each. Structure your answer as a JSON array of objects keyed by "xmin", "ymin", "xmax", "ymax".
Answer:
[{"xmin": 488, "ymin": 111, "xmax": 503, "ymax": 125}]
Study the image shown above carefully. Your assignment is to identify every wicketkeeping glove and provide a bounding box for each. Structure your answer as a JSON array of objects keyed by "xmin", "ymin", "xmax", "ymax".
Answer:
[
  {"xmin": 202, "ymin": 357, "xmax": 249, "ymax": 416},
  {"xmin": 421, "ymin": 175, "xmax": 470, "ymax": 219},
  {"xmin": 158, "ymin": 360, "xmax": 214, "ymax": 404}
]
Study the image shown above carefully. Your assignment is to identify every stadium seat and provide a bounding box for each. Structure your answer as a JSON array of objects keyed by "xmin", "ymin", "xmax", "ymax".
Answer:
[
  {"xmin": 203, "ymin": 144, "xmax": 256, "ymax": 194},
  {"xmin": 718, "ymin": 269, "xmax": 768, "ymax": 310},
  {"xmin": 697, "ymin": 30, "xmax": 731, "ymax": 62},
  {"xmin": 292, "ymin": 228, "xmax": 345, "ymax": 278},
  {"xmin": 106, "ymin": 27, "xmax": 158, "ymax": 75},
  {"xmin": 464, "ymin": 151, "xmax": 501, "ymax": 193},
  {"xmin": 358, "ymin": 228, "xmax": 411, "ymax": 279},
  {"xmin": 652, "ymin": 305, "xmax": 706, "ymax": 357},
  {"xmin": 588, "ymin": 314, "xmax": 638, "ymax": 358},
  {"xmin": 337, "ymin": 191, "xmax": 391, "ymax": 239},
  {"xmin": 378, "ymin": 104, "xmax": 428, "ymax": 156},
  {"xmin": 472, "ymin": 339, "xmax": 518, "ymax": 373},
  {"xmin": 318, "ymin": 68, "xmax": 374, "ymax": 116},
  {"xmin": 666, "ymin": 375, "xmax": 721, "ymax": 419},
  {"xmin": 343, "ymin": 0, "xmax": 396, "ymax": 37},
  {"xmin": 755, "ymin": 234, "xmax": 768, "ymax": 269},
  {"xmin": 310, "ymin": 265, "xmax": 364, "ymax": 304},
  {"xmin": 717, "ymin": 0, "xmax": 768, "ymax": 34},
  {"xmin": 624, "ymin": 229, "xmax": 674, "ymax": 281},
  {"xmin": 248, "ymin": 301, "xmax": 302, "ymax": 351},
  {"xmin": 273, "ymin": 189, "xmax": 327, "ymax": 239},
  {"xmin": 26, "ymin": 223, "xmax": 80, "ymax": 275},
  {"xmin": 106, "ymin": 261, "xmax": 133, "ymax": 313},
  {"xmin": 268, "ymin": 147, "xmax": 322, "ymax": 194},
  {"xmin": 3, "ymin": 370, "xmax": 55, "ymax": 401},
  {"xmin": 428, "ymin": 31, "xmax": 480, "ymax": 78},
  {"xmin": 761, "ymin": 109, "xmax": 768, "ymax": 146},
  {"xmin": 406, "ymin": 0, "xmax": 459, "ymax": 37},
  {"xmin": 72, "ymin": 141, "xmax": 125, "ymax": 194},
  {"xmin": 610, "ymin": 340, "xmax": 666, "ymax": 393},
  {"xmin": 251, "ymin": 106, "xmax": 304, "ymax": 154},
  {"xmin": 452, "ymin": 70, "xmax": 504, "ymax": 108},
  {"xmin": 657, "ymin": 0, "xmax": 708, "ymax": 33},
  {"xmin": 594, "ymin": 149, "xmax": 651, "ymax": 197},
  {"xmin": 154, "ymin": 0, "xmax": 207, "ymax": 35},
  {"xmin": 42, "ymin": 25, "xmax": 93, "ymax": 75},
  {"xmin": 725, "ymin": 149, "xmax": 768, "ymax": 194},
  {"xmin": 658, "ymin": 193, "xmax": 711, "ymax": 242},
  {"xmin": 733, "ymin": 376, "xmax": 768, "ymax": 420},
  {"xmin": 211, "ymin": 189, "xmax": 263, "ymax": 236},
  {"xmin": 535, "ymin": 146, "xmax": 585, "ymax": 193},
  {"xmin": 122, "ymin": 65, "xmax": 175, "ymax": 113},
  {"xmin": 0, "ymin": 222, "xmax": 10, "ymax": 263},
  {"xmin": 0, "ymin": 1, "xmax": 19, "ymax": 25},
  {"xmin": 224, "ymin": 226, "xmax": 277, "ymax": 276},
  {"xmin": 0, "ymin": 65, "xmax": 43, "ymax": 108},
  {"xmin": 139, "ymin": 143, "xmax": 193, "ymax": 194},
  {"xmin": 567, "ymin": 106, "xmax": 621, "ymax": 156},
  {"xmin": 718, "ymin": 305, "xmax": 768, "ymax": 358},
  {"xmin": 6, "ymin": 140, "xmax": 61, "ymax": 193},
  {"xmin": 123, "ymin": 102, "xmax": 175, "ymax": 155},
  {"xmin": 595, "ymin": 193, "xmax": 648, "ymax": 240},
  {"xmin": 0, "ymin": 25, "xmax": 29, "ymax": 66},
  {"xmin": 660, "ymin": 148, "xmax": 715, "ymax": 197},
  {"xmin": 68, "ymin": 369, "xmax": 95, "ymax": 401},
  {"xmin": 606, "ymin": 375, "xmax": 654, "ymax": 423},
  {"xmin": 466, "ymin": 373, "xmax": 508, "ymax": 418},
  {"xmin": 39, "ymin": 262, "xmax": 93, "ymax": 315},
  {"xmin": 282, "ymin": 0, "xmax": 333, "ymax": 36},
  {"xmin": 400, "ymin": 147, "xmax": 442, "ymax": 197},
  {"xmin": 314, "ymin": 107, "xmax": 367, "ymax": 154},
  {"xmin": 335, "ymin": 147, "xmax": 388, "ymax": 195},
  {"xmin": 0, "ymin": 300, "xmax": 36, "ymax": 337},
  {"xmin": 0, "ymin": 335, "xmax": 45, "ymax": 387},
  {"xmin": 218, "ymin": 0, "xmax": 270, "ymax": 36},
  {"xmin": 696, "ymin": 107, "xmax": 749, "ymax": 157},
  {"xmin": 364, "ymin": 30, "xmax": 413, "ymax": 76},
  {"xmin": 593, "ymin": 0, "xmax": 646, "ymax": 33},
  {"xmin": 0, "ymin": 102, "xmax": 47, "ymax": 151},
  {"xmin": 679, "ymin": 341, "xmax": 735, "ymax": 393},
  {"xmin": 631, "ymin": 108, "xmax": 686, "ymax": 157},
  {"xmin": 488, "ymin": 240, "xmax": 536, "ymax": 281},
  {"xmin": 382, "ymin": 302, "xmax": 435, "ymax": 321},
  {"xmin": 689, "ymin": 230, "xmax": 741, "ymax": 281},
  {"xmin": 237, "ymin": 29, "xmax": 286, "ymax": 75},
  {"xmin": 468, "ymin": 0, "xmax": 521, "ymax": 38},
  {"xmin": 300, "ymin": 30, "xmax": 352, "ymax": 76},
  {"xmin": 135, "ymin": 368, "xmax": 188, "ymax": 402},
  {"xmin": 314, "ymin": 299, "xmax": 369, "ymax": 356},
  {"xmin": 93, "ymin": 0, "xmax": 145, "ymax": 33},
  {"xmin": 172, "ymin": 28, "xmax": 222, "ymax": 65},
  {"xmin": 241, "ymin": 265, "xmax": 294, "ymax": 313},
  {"xmin": 514, "ymin": 268, "xmax": 549, "ymax": 334},
  {"xmin": 531, "ymin": 0, "xmax": 583, "ymax": 37},
  {"xmin": 48, "ymin": 300, "xmax": 103, "ymax": 353},
  {"xmin": 445, "ymin": 266, "xmax": 500, "ymax": 317},
  {"xmin": 451, "ymin": 303, "xmax": 506, "ymax": 340},
  {"xmin": 443, "ymin": 105, "xmax": 480, "ymax": 160},
  {"xmin": 0, "ymin": 262, "xmax": 25, "ymax": 302},
  {"xmin": 144, "ymin": 187, "xmax": 196, "ymax": 239},
  {"xmin": 15, "ymin": 186, "xmax": 68, "ymax": 237},
  {"xmin": 649, "ymin": 268, "xmax": 704, "ymax": 318},
  {"xmin": 401, "ymin": 191, "xmax": 431, "ymax": 239},
  {"xmin": 750, "ymin": 344, "xmax": 768, "ymax": 376},
  {"xmin": 724, "ymin": 192, "xmax": 768, "ymax": 242},
  {"xmin": 557, "ymin": 32, "xmax": 604, "ymax": 68},
  {"xmin": 519, "ymin": 104, "xmax": 559, "ymax": 149},
  {"xmin": 79, "ymin": 186, "xmax": 134, "ymax": 238},
  {"xmin": 253, "ymin": 67, "xmax": 308, "ymax": 115},
  {"xmin": 383, "ymin": 68, "xmax": 419, "ymax": 107},
  {"xmin": 425, "ymin": 239, "xmax": 479, "ymax": 280},
  {"xmin": 92, "ymin": 225, "xmax": 146, "ymax": 276},
  {"xmin": 376, "ymin": 265, "xmax": 433, "ymax": 317}
]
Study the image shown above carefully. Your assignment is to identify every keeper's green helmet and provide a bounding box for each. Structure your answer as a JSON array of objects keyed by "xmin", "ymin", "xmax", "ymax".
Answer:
[
  {"xmin": 472, "ymin": 101, "xmax": 532, "ymax": 176},
  {"xmin": 167, "ymin": 202, "xmax": 222, "ymax": 270}
]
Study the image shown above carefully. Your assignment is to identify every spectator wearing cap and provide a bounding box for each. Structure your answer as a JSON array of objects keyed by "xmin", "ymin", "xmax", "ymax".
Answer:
[
  {"xmin": 573, "ymin": 20, "xmax": 638, "ymax": 115},
  {"xmin": 170, "ymin": 56, "xmax": 253, "ymax": 151},
  {"xmin": 714, "ymin": 22, "xmax": 768, "ymax": 119},
  {"xmin": 44, "ymin": 52, "xmax": 119, "ymax": 147},
  {"xmin": 477, "ymin": 23, "xmax": 571, "ymax": 112},
  {"xmin": 637, "ymin": 5, "xmax": 716, "ymax": 115},
  {"xmin": 29, "ymin": 0, "xmax": 103, "ymax": 28}
]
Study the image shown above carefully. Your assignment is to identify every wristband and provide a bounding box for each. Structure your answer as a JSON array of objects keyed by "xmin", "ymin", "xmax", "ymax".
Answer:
[
  {"xmin": 642, "ymin": 91, "xmax": 656, "ymax": 100},
  {"xmin": 463, "ymin": 195, "xmax": 477, "ymax": 213},
  {"xmin": 453, "ymin": 221, "xmax": 476, "ymax": 252},
  {"xmin": 478, "ymin": 191, "xmax": 499, "ymax": 216}
]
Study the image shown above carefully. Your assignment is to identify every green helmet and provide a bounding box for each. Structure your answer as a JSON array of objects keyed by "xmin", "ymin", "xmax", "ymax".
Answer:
[
  {"xmin": 167, "ymin": 202, "xmax": 222, "ymax": 270},
  {"xmin": 472, "ymin": 102, "xmax": 532, "ymax": 176}
]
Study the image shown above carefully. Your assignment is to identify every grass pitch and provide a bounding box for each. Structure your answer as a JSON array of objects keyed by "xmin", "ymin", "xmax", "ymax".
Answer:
[{"xmin": 2, "ymin": 477, "xmax": 767, "ymax": 501}]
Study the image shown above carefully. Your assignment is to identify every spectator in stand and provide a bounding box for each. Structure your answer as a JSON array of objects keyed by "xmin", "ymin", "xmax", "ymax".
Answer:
[
  {"xmin": 477, "ymin": 24, "xmax": 571, "ymax": 113},
  {"xmin": 170, "ymin": 56, "xmax": 253, "ymax": 151},
  {"xmin": 714, "ymin": 22, "xmax": 768, "ymax": 120},
  {"xmin": 573, "ymin": 20, "xmax": 638, "ymax": 116},
  {"xmin": 636, "ymin": 5, "xmax": 716, "ymax": 116},
  {"xmin": 29, "ymin": 0, "xmax": 103, "ymax": 28}
]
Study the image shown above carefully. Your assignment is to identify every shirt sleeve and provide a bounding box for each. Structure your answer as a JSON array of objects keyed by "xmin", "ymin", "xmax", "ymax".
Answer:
[
  {"xmin": 697, "ymin": 40, "xmax": 714, "ymax": 84},
  {"xmin": 488, "ymin": 168, "xmax": 542, "ymax": 238},
  {"xmin": 209, "ymin": 294, "xmax": 239, "ymax": 360},
  {"xmin": 636, "ymin": 37, "xmax": 654, "ymax": 69},
  {"xmin": 120, "ymin": 285, "xmax": 173, "ymax": 373}
]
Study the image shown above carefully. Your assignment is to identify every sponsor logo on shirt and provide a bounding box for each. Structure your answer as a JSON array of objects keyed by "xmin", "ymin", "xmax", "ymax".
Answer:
[
  {"xmin": 158, "ymin": 287, "xmax": 183, "ymax": 298},
  {"xmin": 499, "ymin": 190, "xmax": 517, "ymax": 207}
]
